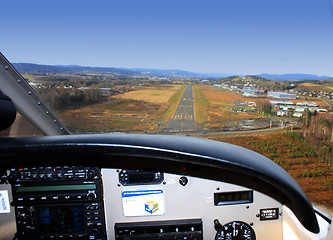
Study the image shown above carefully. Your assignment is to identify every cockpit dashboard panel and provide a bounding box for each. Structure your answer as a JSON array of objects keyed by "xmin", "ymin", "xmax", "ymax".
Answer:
[
  {"xmin": 103, "ymin": 168, "xmax": 283, "ymax": 240},
  {"xmin": 0, "ymin": 134, "xmax": 331, "ymax": 240},
  {"xmin": 2, "ymin": 166, "xmax": 284, "ymax": 239}
]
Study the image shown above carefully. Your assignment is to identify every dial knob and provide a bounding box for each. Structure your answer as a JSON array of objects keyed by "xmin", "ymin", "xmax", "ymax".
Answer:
[
  {"xmin": 179, "ymin": 176, "xmax": 188, "ymax": 186},
  {"xmin": 87, "ymin": 168, "xmax": 98, "ymax": 179},
  {"xmin": 9, "ymin": 170, "xmax": 18, "ymax": 182},
  {"xmin": 87, "ymin": 192, "xmax": 96, "ymax": 201},
  {"xmin": 215, "ymin": 221, "xmax": 256, "ymax": 240},
  {"xmin": 89, "ymin": 229, "xmax": 100, "ymax": 238}
]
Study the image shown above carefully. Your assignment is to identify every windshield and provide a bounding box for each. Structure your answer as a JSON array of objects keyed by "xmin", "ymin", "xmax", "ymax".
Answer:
[{"xmin": 1, "ymin": 0, "xmax": 332, "ymax": 211}]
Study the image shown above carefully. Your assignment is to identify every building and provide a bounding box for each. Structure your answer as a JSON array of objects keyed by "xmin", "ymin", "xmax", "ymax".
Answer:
[
  {"xmin": 267, "ymin": 91, "xmax": 296, "ymax": 99},
  {"xmin": 277, "ymin": 110, "xmax": 288, "ymax": 116},
  {"xmin": 293, "ymin": 112, "xmax": 303, "ymax": 118}
]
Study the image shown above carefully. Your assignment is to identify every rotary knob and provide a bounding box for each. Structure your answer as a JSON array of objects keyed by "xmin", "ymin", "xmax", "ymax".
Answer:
[
  {"xmin": 87, "ymin": 168, "xmax": 98, "ymax": 179},
  {"xmin": 89, "ymin": 228, "xmax": 100, "ymax": 238},
  {"xmin": 87, "ymin": 192, "xmax": 96, "ymax": 201}
]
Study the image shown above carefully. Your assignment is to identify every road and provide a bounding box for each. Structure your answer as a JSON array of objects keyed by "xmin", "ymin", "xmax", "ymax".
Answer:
[{"xmin": 164, "ymin": 85, "xmax": 196, "ymax": 132}]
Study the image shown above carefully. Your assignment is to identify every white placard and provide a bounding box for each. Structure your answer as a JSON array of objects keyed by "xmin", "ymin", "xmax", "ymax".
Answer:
[
  {"xmin": 0, "ymin": 190, "xmax": 10, "ymax": 214},
  {"xmin": 122, "ymin": 189, "xmax": 165, "ymax": 217}
]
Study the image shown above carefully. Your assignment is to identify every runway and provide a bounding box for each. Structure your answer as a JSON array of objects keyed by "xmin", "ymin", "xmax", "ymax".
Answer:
[{"xmin": 164, "ymin": 85, "xmax": 196, "ymax": 132}]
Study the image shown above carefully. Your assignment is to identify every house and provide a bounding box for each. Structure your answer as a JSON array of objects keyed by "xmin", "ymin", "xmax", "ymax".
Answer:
[
  {"xmin": 293, "ymin": 112, "xmax": 303, "ymax": 118},
  {"xmin": 277, "ymin": 110, "xmax": 288, "ymax": 116},
  {"xmin": 268, "ymin": 91, "xmax": 296, "ymax": 99}
]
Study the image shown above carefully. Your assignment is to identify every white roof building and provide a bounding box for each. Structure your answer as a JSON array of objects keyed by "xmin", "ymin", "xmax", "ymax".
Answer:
[{"xmin": 268, "ymin": 91, "xmax": 296, "ymax": 99}]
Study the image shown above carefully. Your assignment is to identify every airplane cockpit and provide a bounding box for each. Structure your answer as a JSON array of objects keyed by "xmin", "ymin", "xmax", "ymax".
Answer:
[{"xmin": 0, "ymin": 52, "xmax": 332, "ymax": 240}]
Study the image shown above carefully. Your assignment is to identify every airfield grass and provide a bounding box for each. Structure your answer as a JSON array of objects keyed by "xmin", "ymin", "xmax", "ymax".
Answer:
[
  {"xmin": 301, "ymin": 83, "xmax": 321, "ymax": 87},
  {"xmin": 61, "ymin": 99, "xmax": 161, "ymax": 133},
  {"xmin": 193, "ymin": 85, "xmax": 264, "ymax": 129},
  {"xmin": 115, "ymin": 85, "xmax": 182, "ymax": 104},
  {"xmin": 22, "ymin": 74, "xmax": 36, "ymax": 82},
  {"xmin": 301, "ymin": 82, "xmax": 333, "ymax": 91},
  {"xmin": 160, "ymin": 85, "xmax": 186, "ymax": 122},
  {"xmin": 197, "ymin": 85, "xmax": 268, "ymax": 103},
  {"xmin": 193, "ymin": 85, "xmax": 209, "ymax": 124},
  {"xmin": 114, "ymin": 84, "xmax": 185, "ymax": 122},
  {"xmin": 209, "ymin": 131, "xmax": 333, "ymax": 211},
  {"xmin": 322, "ymin": 83, "xmax": 333, "ymax": 90},
  {"xmin": 60, "ymin": 85, "xmax": 185, "ymax": 133}
]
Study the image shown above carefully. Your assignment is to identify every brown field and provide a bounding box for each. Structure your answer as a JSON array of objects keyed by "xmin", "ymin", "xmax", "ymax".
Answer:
[
  {"xmin": 60, "ymin": 85, "xmax": 183, "ymax": 133},
  {"xmin": 208, "ymin": 132, "xmax": 333, "ymax": 211},
  {"xmin": 22, "ymin": 74, "xmax": 36, "ymax": 82},
  {"xmin": 198, "ymin": 85, "xmax": 269, "ymax": 103},
  {"xmin": 301, "ymin": 82, "xmax": 333, "ymax": 91},
  {"xmin": 61, "ymin": 99, "xmax": 162, "ymax": 133},
  {"xmin": 193, "ymin": 85, "xmax": 264, "ymax": 127},
  {"xmin": 115, "ymin": 85, "xmax": 182, "ymax": 104},
  {"xmin": 323, "ymin": 83, "xmax": 333, "ymax": 91},
  {"xmin": 200, "ymin": 85, "xmax": 328, "ymax": 106},
  {"xmin": 301, "ymin": 83, "xmax": 321, "ymax": 87}
]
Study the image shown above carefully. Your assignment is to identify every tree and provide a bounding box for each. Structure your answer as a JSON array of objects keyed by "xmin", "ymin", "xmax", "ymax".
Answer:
[
  {"xmin": 262, "ymin": 104, "xmax": 272, "ymax": 115},
  {"xmin": 319, "ymin": 117, "xmax": 332, "ymax": 141},
  {"xmin": 287, "ymin": 107, "xmax": 294, "ymax": 117},
  {"xmin": 302, "ymin": 108, "xmax": 311, "ymax": 138},
  {"xmin": 319, "ymin": 146, "xmax": 331, "ymax": 166},
  {"xmin": 256, "ymin": 101, "xmax": 272, "ymax": 115}
]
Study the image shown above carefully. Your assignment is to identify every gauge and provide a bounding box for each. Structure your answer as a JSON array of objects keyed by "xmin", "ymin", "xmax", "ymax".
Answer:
[{"xmin": 215, "ymin": 221, "xmax": 255, "ymax": 240}]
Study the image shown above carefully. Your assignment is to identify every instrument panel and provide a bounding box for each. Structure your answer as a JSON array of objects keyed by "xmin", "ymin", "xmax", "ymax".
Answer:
[
  {"xmin": 102, "ymin": 168, "xmax": 283, "ymax": 240},
  {"xmin": 1, "ymin": 166, "xmax": 284, "ymax": 239}
]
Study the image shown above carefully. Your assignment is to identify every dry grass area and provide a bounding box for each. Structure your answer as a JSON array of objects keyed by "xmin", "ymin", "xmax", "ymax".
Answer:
[
  {"xmin": 60, "ymin": 99, "xmax": 162, "ymax": 133},
  {"xmin": 60, "ymin": 85, "xmax": 184, "ymax": 133},
  {"xmin": 60, "ymin": 98, "xmax": 166, "ymax": 133},
  {"xmin": 22, "ymin": 74, "xmax": 36, "ymax": 82},
  {"xmin": 208, "ymin": 132, "xmax": 333, "ymax": 211},
  {"xmin": 193, "ymin": 85, "xmax": 264, "ymax": 127},
  {"xmin": 200, "ymin": 85, "xmax": 329, "ymax": 106},
  {"xmin": 323, "ymin": 83, "xmax": 333, "ymax": 91},
  {"xmin": 301, "ymin": 82, "xmax": 333, "ymax": 91},
  {"xmin": 115, "ymin": 85, "xmax": 182, "ymax": 104},
  {"xmin": 199, "ymin": 85, "xmax": 269, "ymax": 103},
  {"xmin": 205, "ymin": 105, "xmax": 258, "ymax": 122},
  {"xmin": 301, "ymin": 83, "xmax": 321, "ymax": 87}
]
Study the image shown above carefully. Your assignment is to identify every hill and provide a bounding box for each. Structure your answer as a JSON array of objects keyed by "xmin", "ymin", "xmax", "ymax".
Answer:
[
  {"xmin": 128, "ymin": 68, "xmax": 211, "ymax": 78},
  {"xmin": 12, "ymin": 63, "xmax": 332, "ymax": 80},
  {"xmin": 13, "ymin": 63, "xmax": 209, "ymax": 78},
  {"xmin": 13, "ymin": 63, "xmax": 137, "ymax": 76},
  {"xmin": 258, "ymin": 73, "xmax": 332, "ymax": 81}
]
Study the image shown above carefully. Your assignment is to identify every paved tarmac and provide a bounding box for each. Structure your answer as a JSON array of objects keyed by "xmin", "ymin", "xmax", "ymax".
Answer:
[{"xmin": 164, "ymin": 85, "xmax": 196, "ymax": 132}]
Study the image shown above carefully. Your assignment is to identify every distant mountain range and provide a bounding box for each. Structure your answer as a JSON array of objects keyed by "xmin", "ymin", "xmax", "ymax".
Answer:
[
  {"xmin": 123, "ymin": 68, "xmax": 208, "ymax": 78},
  {"xmin": 13, "ymin": 63, "xmax": 206, "ymax": 78},
  {"xmin": 257, "ymin": 73, "xmax": 332, "ymax": 81},
  {"xmin": 12, "ymin": 63, "xmax": 332, "ymax": 81},
  {"xmin": 13, "ymin": 63, "xmax": 137, "ymax": 75}
]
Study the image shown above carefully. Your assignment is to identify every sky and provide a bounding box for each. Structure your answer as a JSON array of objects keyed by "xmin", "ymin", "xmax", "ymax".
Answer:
[{"xmin": 1, "ymin": 0, "xmax": 333, "ymax": 76}]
